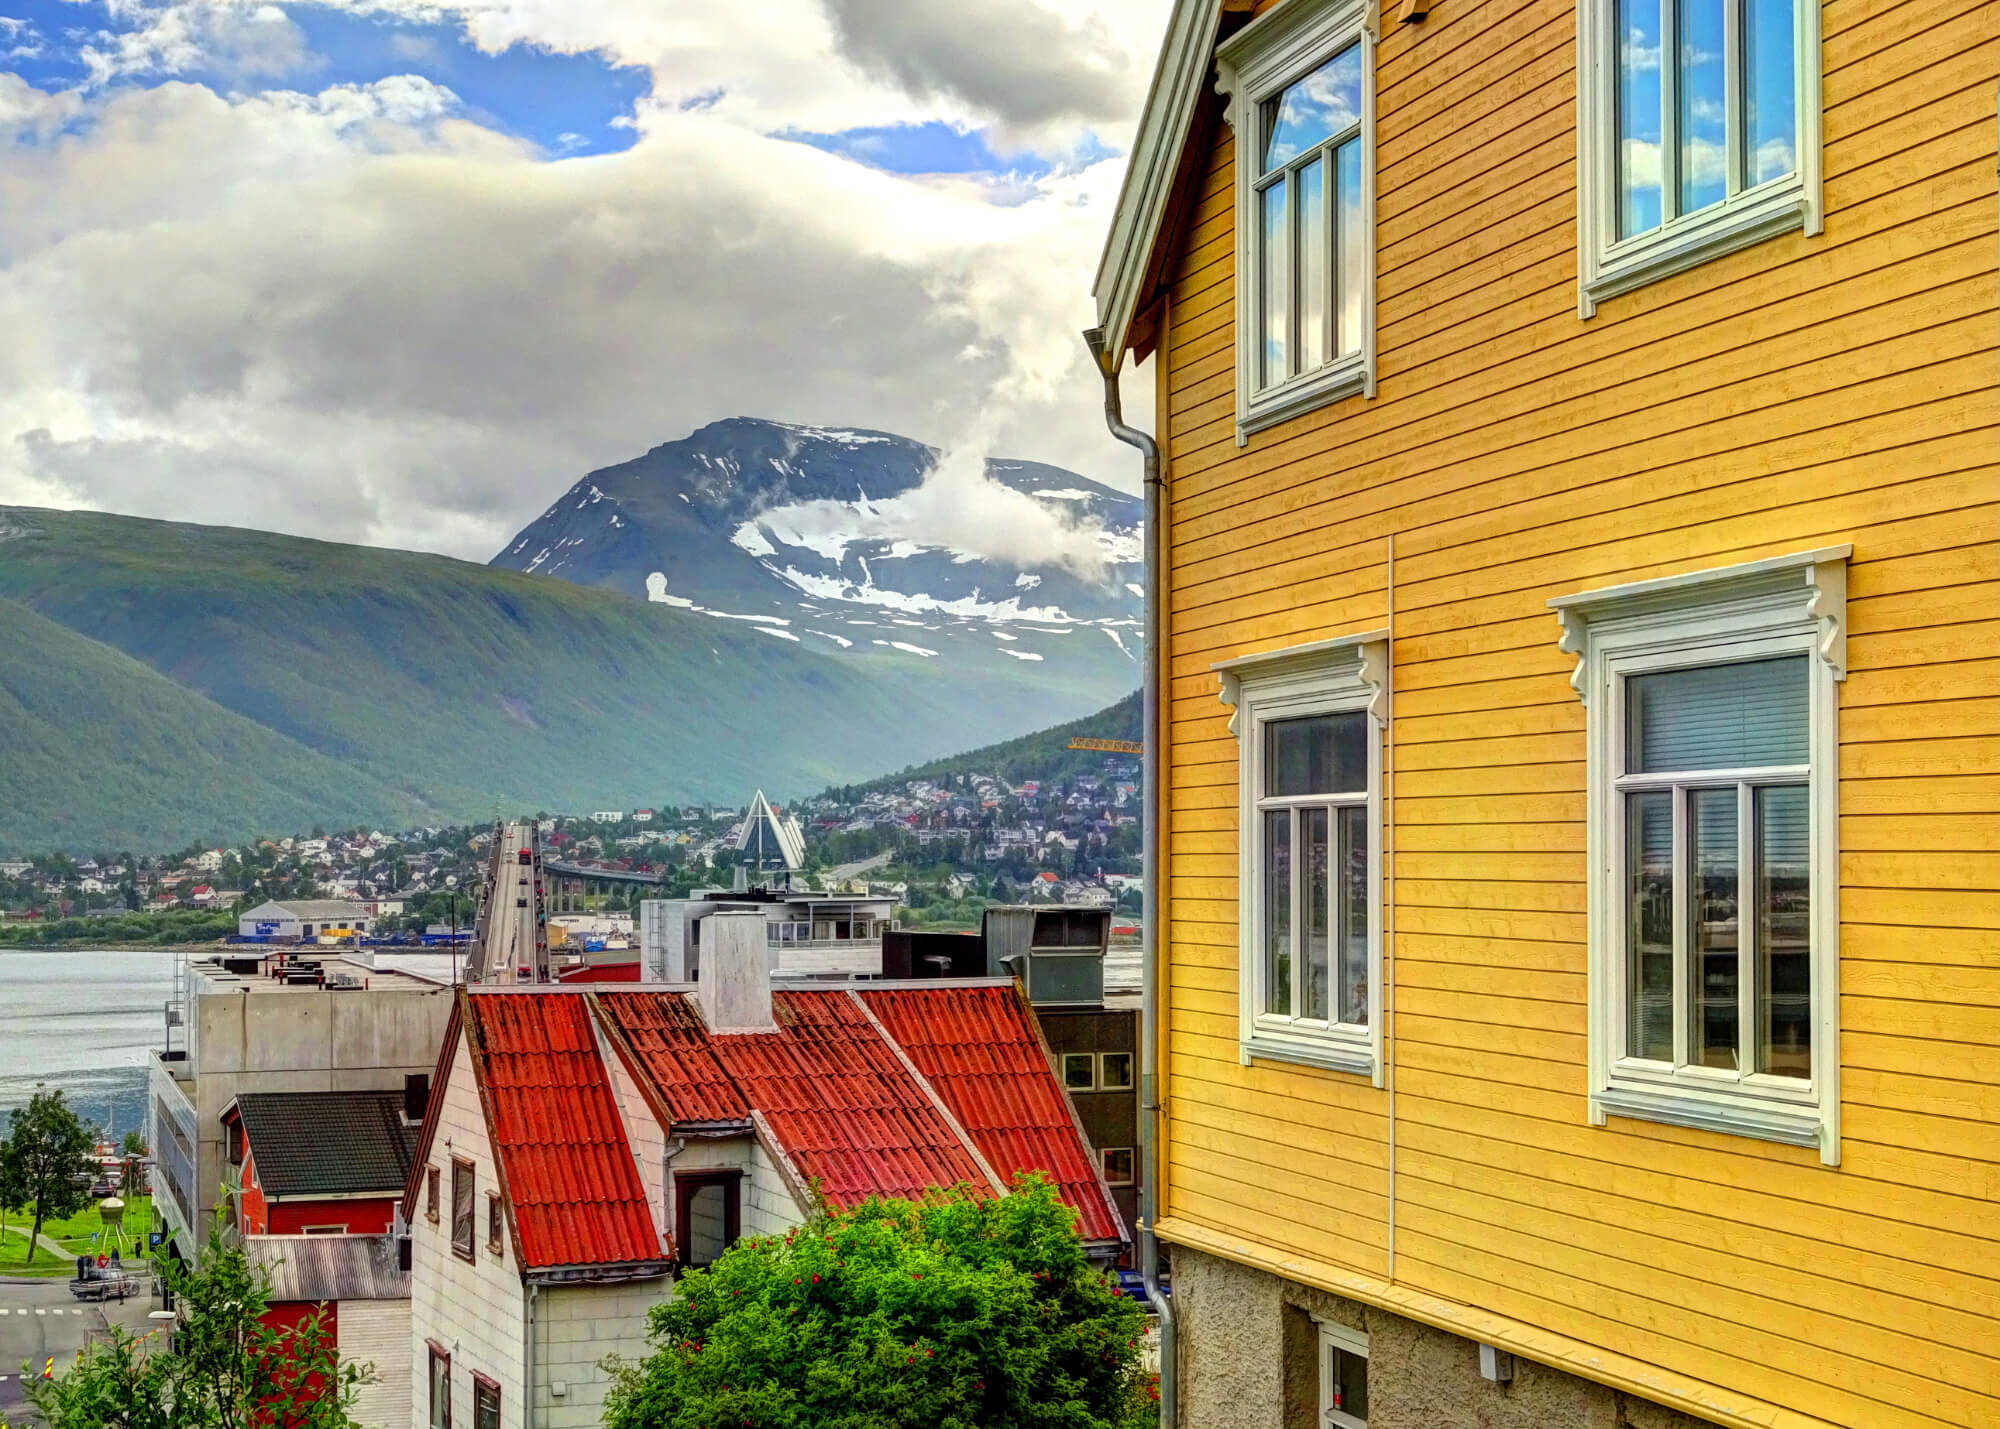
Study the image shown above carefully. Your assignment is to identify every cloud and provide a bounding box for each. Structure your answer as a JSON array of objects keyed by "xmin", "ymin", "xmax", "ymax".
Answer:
[
  {"xmin": 76, "ymin": 1, "xmax": 315, "ymax": 86},
  {"xmin": 820, "ymin": 0, "xmax": 1137, "ymax": 137},
  {"xmin": 0, "ymin": 69, "xmax": 1152, "ymax": 561}
]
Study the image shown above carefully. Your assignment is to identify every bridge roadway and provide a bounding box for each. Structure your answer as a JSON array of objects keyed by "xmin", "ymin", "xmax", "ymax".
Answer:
[
  {"xmin": 541, "ymin": 858, "xmax": 663, "ymax": 887},
  {"xmin": 471, "ymin": 821, "xmax": 548, "ymax": 983}
]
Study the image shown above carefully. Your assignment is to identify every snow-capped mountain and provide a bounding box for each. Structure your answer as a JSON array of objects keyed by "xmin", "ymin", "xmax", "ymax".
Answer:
[{"xmin": 491, "ymin": 418, "xmax": 1144, "ymax": 669}]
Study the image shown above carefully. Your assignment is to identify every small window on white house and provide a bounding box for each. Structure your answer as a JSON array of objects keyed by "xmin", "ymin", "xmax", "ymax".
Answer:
[
  {"xmin": 1217, "ymin": 0, "xmax": 1375, "ymax": 438},
  {"xmin": 1217, "ymin": 632, "xmax": 1387, "ymax": 1081},
  {"xmin": 1319, "ymin": 1321, "xmax": 1369, "ymax": 1428},
  {"xmin": 1575, "ymin": 0, "xmax": 1820, "ymax": 313},
  {"xmin": 1552, "ymin": 547, "xmax": 1845, "ymax": 1162}
]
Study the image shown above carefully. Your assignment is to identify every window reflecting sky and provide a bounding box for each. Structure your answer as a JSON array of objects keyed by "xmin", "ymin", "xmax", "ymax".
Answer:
[
  {"xmin": 1263, "ymin": 44, "xmax": 1362, "ymax": 172},
  {"xmin": 1617, "ymin": 0, "xmax": 1797, "ymax": 239}
]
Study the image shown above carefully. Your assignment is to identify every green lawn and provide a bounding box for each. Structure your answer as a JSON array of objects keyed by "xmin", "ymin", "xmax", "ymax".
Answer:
[{"xmin": 0, "ymin": 1194, "xmax": 155, "ymax": 1278}]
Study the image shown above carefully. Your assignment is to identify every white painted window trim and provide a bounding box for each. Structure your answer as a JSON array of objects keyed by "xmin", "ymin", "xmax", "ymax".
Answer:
[
  {"xmin": 1216, "ymin": 0, "xmax": 1377, "ymax": 443},
  {"xmin": 1313, "ymin": 1315, "xmax": 1369, "ymax": 1429},
  {"xmin": 1574, "ymin": 0, "xmax": 1823, "ymax": 317},
  {"xmin": 1551, "ymin": 546, "xmax": 1848, "ymax": 1164},
  {"xmin": 1217, "ymin": 630, "xmax": 1389, "ymax": 1084}
]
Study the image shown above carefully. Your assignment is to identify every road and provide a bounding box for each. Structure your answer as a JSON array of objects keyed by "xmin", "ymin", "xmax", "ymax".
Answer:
[
  {"xmin": 471, "ymin": 822, "xmax": 547, "ymax": 985},
  {"xmin": 826, "ymin": 849, "xmax": 895, "ymax": 884},
  {"xmin": 0, "ymin": 1277, "xmax": 158, "ymax": 1422}
]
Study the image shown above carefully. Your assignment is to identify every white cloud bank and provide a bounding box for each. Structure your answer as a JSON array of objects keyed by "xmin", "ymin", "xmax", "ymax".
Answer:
[{"xmin": 0, "ymin": 0, "xmax": 1162, "ymax": 560}]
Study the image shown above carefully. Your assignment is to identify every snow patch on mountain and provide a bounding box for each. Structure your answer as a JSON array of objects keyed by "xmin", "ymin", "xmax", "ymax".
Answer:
[{"xmin": 771, "ymin": 564, "xmax": 1089, "ymax": 625}]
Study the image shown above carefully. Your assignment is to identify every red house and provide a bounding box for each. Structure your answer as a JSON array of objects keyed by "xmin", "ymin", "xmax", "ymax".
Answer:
[
  {"xmin": 224, "ymin": 1091, "xmax": 417, "ymax": 1236},
  {"xmin": 222, "ymin": 1089, "xmax": 421, "ymax": 1426}
]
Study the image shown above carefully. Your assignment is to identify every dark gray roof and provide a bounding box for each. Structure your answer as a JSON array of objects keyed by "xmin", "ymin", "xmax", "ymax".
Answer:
[
  {"xmin": 232, "ymin": 1092, "xmax": 416, "ymax": 1200},
  {"xmin": 246, "ymin": 1234, "xmax": 410, "ymax": 1301}
]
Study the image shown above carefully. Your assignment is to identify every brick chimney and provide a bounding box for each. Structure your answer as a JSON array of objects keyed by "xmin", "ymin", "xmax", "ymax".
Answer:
[{"xmin": 697, "ymin": 910, "xmax": 777, "ymax": 1032}]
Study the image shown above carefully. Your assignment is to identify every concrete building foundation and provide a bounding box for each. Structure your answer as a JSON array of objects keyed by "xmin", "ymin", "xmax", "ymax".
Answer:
[{"xmin": 1169, "ymin": 1244, "xmax": 1721, "ymax": 1429}]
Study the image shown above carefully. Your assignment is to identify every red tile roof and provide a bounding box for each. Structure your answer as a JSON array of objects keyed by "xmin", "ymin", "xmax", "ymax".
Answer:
[
  {"xmin": 595, "ymin": 991, "xmax": 749, "ymax": 1125},
  {"xmin": 711, "ymin": 991, "xmax": 992, "ymax": 1208},
  {"xmin": 860, "ymin": 985, "xmax": 1126, "ymax": 1245},
  {"xmin": 464, "ymin": 993, "xmax": 665, "ymax": 1271}
]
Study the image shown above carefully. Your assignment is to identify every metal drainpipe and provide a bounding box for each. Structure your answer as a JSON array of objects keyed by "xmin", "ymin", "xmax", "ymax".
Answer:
[
  {"xmin": 524, "ymin": 1279, "xmax": 538, "ymax": 1429},
  {"xmin": 1083, "ymin": 325, "xmax": 1175, "ymax": 1428}
]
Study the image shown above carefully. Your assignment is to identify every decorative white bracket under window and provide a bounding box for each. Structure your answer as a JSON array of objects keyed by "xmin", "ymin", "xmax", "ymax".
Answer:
[
  {"xmin": 1216, "ymin": 629, "xmax": 1389, "ymax": 1083},
  {"xmin": 1550, "ymin": 546, "xmax": 1848, "ymax": 1164},
  {"xmin": 1552, "ymin": 546, "xmax": 1850, "ymax": 704}
]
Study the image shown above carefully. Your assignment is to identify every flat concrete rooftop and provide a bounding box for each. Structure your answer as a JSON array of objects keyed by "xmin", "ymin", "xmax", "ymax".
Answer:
[{"xmin": 188, "ymin": 953, "xmax": 448, "ymax": 995}]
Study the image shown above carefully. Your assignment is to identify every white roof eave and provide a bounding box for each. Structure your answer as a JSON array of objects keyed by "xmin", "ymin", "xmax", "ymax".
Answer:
[{"xmin": 1091, "ymin": 0, "xmax": 1224, "ymax": 366}]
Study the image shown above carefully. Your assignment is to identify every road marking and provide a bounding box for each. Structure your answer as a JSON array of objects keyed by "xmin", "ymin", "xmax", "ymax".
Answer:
[{"xmin": 34, "ymin": 1307, "xmax": 46, "ymax": 1315}]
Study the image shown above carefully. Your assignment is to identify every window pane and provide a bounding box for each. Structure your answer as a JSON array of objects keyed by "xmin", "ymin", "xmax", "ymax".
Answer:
[
  {"xmin": 1266, "ymin": 711, "xmax": 1368, "ymax": 796},
  {"xmin": 1616, "ymin": 0, "xmax": 1664, "ymax": 237},
  {"xmin": 451, "ymin": 1162, "xmax": 474, "ymax": 1258},
  {"xmin": 1677, "ymin": 0, "xmax": 1726, "ymax": 215},
  {"xmin": 1263, "ymin": 44, "xmax": 1362, "ymax": 171},
  {"xmin": 1264, "ymin": 809, "xmax": 1293, "ymax": 1016},
  {"xmin": 1261, "ymin": 180, "xmax": 1288, "ymax": 387},
  {"xmin": 1337, "ymin": 804, "xmax": 1370, "ymax": 1026},
  {"xmin": 1756, "ymin": 783, "xmax": 1811, "ymax": 1077},
  {"xmin": 1297, "ymin": 157, "xmax": 1328, "ymax": 373},
  {"xmin": 1690, "ymin": 787, "xmax": 1740, "ymax": 1070},
  {"xmin": 1100, "ymin": 1051, "xmax": 1134, "ymax": 1090},
  {"xmin": 686, "ymin": 1183, "xmax": 730, "ymax": 1267},
  {"xmin": 1627, "ymin": 656, "xmax": 1808, "ymax": 773},
  {"xmin": 1328, "ymin": 1345, "xmax": 1368, "ymax": 1420},
  {"xmin": 1626, "ymin": 790, "xmax": 1673, "ymax": 1061},
  {"xmin": 1063, "ymin": 1053, "xmax": 1094, "ymax": 1090},
  {"xmin": 1302, "ymin": 808, "xmax": 1331, "ymax": 1020},
  {"xmin": 1335, "ymin": 137, "xmax": 1364, "ymax": 357},
  {"xmin": 1743, "ymin": 0, "xmax": 1796, "ymax": 184}
]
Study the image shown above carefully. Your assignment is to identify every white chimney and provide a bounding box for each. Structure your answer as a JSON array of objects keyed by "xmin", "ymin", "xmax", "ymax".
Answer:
[{"xmin": 697, "ymin": 910, "xmax": 777, "ymax": 1032}]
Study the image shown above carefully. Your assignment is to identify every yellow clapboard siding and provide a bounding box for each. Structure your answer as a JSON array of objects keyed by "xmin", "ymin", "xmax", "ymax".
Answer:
[
  {"xmin": 1143, "ymin": 0, "xmax": 2000, "ymax": 1411},
  {"xmin": 1394, "ymin": 1071, "xmax": 2000, "ymax": 1240},
  {"xmin": 1392, "ymin": 1239, "xmax": 1970, "ymax": 1429},
  {"xmin": 1393, "ymin": 1144, "xmax": 2000, "ymax": 1362},
  {"xmin": 1390, "ymin": 1211, "xmax": 1996, "ymax": 1425},
  {"xmin": 1392, "ymin": 1173, "xmax": 2000, "ymax": 1407}
]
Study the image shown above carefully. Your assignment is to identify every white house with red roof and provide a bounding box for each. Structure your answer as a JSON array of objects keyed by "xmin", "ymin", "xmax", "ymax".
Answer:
[{"xmin": 404, "ymin": 912, "xmax": 1126, "ymax": 1429}]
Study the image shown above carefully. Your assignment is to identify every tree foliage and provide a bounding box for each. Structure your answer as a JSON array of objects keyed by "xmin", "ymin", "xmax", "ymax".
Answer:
[
  {"xmin": 0, "ymin": 1090, "xmax": 96, "ymax": 1262},
  {"xmin": 25, "ymin": 1214, "xmax": 370, "ymax": 1429},
  {"xmin": 604, "ymin": 1175, "xmax": 1155, "ymax": 1429}
]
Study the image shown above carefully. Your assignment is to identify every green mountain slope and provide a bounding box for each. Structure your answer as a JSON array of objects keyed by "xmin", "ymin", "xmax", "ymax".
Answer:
[
  {"xmin": 833, "ymin": 690, "xmax": 1141, "ymax": 796},
  {"xmin": 0, "ymin": 596, "xmax": 426, "ymax": 852},
  {"xmin": 0, "ymin": 508, "xmax": 1132, "ymax": 853}
]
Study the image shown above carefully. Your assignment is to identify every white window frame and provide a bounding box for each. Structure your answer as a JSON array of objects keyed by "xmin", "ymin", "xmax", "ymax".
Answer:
[
  {"xmin": 1315, "ymin": 1317, "xmax": 1369, "ymax": 1428},
  {"xmin": 1217, "ymin": 631, "xmax": 1388, "ymax": 1083},
  {"xmin": 1574, "ymin": 0, "xmax": 1822, "ymax": 317},
  {"xmin": 1552, "ymin": 546, "xmax": 1848, "ymax": 1163},
  {"xmin": 1061, "ymin": 1052, "xmax": 1097, "ymax": 1091},
  {"xmin": 1217, "ymin": 0, "xmax": 1377, "ymax": 443}
]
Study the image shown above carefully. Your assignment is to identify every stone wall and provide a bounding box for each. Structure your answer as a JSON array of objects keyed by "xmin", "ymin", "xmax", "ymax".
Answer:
[{"xmin": 1171, "ymin": 1244, "xmax": 1721, "ymax": 1429}]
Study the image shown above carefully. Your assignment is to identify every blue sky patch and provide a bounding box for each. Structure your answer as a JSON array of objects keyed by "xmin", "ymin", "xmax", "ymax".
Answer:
[
  {"xmin": 781, "ymin": 121, "xmax": 1055, "ymax": 179},
  {"xmin": 0, "ymin": 0, "xmax": 650, "ymax": 155}
]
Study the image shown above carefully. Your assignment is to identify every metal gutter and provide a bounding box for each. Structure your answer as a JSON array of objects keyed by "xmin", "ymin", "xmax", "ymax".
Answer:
[{"xmin": 1083, "ymin": 325, "xmax": 1175, "ymax": 1429}]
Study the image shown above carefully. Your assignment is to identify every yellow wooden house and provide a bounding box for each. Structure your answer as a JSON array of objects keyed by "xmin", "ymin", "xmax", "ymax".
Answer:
[{"xmin": 1089, "ymin": 0, "xmax": 1997, "ymax": 1424}]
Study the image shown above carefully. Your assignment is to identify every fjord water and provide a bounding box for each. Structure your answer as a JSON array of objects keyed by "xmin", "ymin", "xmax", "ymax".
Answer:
[{"xmin": 0, "ymin": 951, "xmax": 177, "ymax": 1136}]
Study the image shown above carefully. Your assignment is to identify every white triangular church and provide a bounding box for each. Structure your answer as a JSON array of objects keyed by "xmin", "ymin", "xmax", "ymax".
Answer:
[{"xmin": 734, "ymin": 789, "xmax": 806, "ymax": 874}]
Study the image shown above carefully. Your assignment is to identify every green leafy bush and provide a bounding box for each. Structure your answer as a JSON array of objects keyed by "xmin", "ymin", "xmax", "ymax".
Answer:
[{"xmin": 604, "ymin": 1175, "xmax": 1155, "ymax": 1429}]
